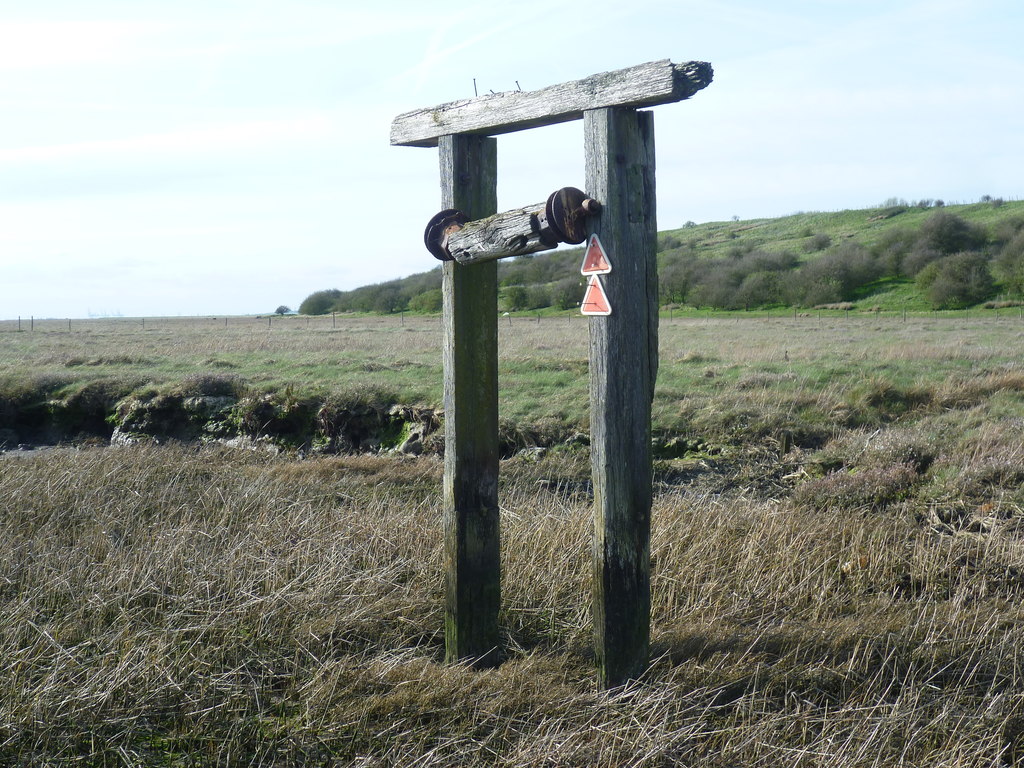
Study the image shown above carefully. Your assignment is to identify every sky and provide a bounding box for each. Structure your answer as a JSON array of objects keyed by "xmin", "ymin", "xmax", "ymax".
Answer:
[{"xmin": 1, "ymin": 0, "xmax": 1022, "ymax": 320}]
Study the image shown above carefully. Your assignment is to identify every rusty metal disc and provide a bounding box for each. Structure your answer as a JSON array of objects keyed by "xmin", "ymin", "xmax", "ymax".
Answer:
[
  {"xmin": 546, "ymin": 187, "xmax": 589, "ymax": 245},
  {"xmin": 424, "ymin": 209, "xmax": 469, "ymax": 261}
]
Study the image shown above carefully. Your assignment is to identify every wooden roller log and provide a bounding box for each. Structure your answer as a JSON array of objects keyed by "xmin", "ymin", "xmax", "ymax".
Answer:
[
  {"xmin": 425, "ymin": 187, "xmax": 601, "ymax": 264},
  {"xmin": 446, "ymin": 201, "xmax": 557, "ymax": 264}
]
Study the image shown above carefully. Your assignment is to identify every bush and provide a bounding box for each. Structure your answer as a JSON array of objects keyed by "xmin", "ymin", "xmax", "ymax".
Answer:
[
  {"xmin": 687, "ymin": 262, "xmax": 741, "ymax": 308},
  {"xmin": 900, "ymin": 245, "xmax": 943, "ymax": 277},
  {"xmin": 525, "ymin": 285, "xmax": 551, "ymax": 310},
  {"xmin": 787, "ymin": 244, "xmax": 881, "ymax": 307},
  {"xmin": 916, "ymin": 252, "xmax": 995, "ymax": 309},
  {"xmin": 298, "ymin": 289, "xmax": 342, "ymax": 315},
  {"xmin": 686, "ymin": 249, "xmax": 796, "ymax": 309},
  {"xmin": 735, "ymin": 271, "xmax": 783, "ymax": 308},
  {"xmin": 407, "ymin": 288, "xmax": 443, "ymax": 313},
  {"xmin": 804, "ymin": 233, "xmax": 832, "ymax": 253},
  {"xmin": 550, "ymin": 277, "xmax": 582, "ymax": 310},
  {"xmin": 916, "ymin": 211, "xmax": 986, "ymax": 256},
  {"xmin": 874, "ymin": 225, "xmax": 917, "ymax": 275},
  {"xmin": 370, "ymin": 284, "xmax": 407, "ymax": 314},
  {"xmin": 992, "ymin": 216, "xmax": 1024, "ymax": 245},
  {"xmin": 502, "ymin": 285, "xmax": 528, "ymax": 312},
  {"xmin": 659, "ymin": 257, "xmax": 698, "ymax": 304},
  {"xmin": 993, "ymin": 231, "xmax": 1024, "ymax": 296}
]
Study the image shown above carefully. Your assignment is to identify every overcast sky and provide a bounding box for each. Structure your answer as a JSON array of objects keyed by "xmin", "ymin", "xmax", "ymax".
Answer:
[{"xmin": 1, "ymin": 0, "xmax": 1021, "ymax": 319}]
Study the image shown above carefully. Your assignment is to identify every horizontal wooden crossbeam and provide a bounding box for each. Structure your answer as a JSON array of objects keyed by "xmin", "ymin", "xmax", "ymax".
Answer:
[{"xmin": 390, "ymin": 59, "xmax": 713, "ymax": 148}]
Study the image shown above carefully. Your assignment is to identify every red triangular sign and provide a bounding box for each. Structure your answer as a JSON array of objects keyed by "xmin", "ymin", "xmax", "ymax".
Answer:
[
  {"xmin": 580, "ymin": 275, "xmax": 612, "ymax": 316},
  {"xmin": 580, "ymin": 234, "xmax": 612, "ymax": 275}
]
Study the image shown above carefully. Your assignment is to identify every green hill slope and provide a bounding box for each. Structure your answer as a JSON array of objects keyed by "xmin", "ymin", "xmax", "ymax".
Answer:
[{"xmin": 302, "ymin": 197, "xmax": 1024, "ymax": 315}]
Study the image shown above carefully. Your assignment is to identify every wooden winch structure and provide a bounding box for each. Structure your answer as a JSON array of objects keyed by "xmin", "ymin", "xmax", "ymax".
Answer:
[{"xmin": 391, "ymin": 58, "xmax": 713, "ymax": 688}]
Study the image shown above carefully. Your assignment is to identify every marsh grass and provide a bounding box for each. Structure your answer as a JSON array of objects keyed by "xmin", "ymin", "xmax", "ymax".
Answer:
[
  {"xmin": 4, "ymin": 313, "xmax": 1024, "ymax": 447},
  {"xmin": 2, "ymin": 313, "xmax": 1024, "ymax": 764},
  {"xmin": 2, "ymin": 428, "xmax": 1023, "ymax": 765}
]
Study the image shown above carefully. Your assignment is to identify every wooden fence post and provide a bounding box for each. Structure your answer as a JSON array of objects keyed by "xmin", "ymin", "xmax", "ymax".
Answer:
[
  {"xmin": 440, "ymin": 134, "xmax": 501, "ymax": 665},
  {"xmin": 585, "ymin": 107, "xmax": 657, "ymax": 689}
]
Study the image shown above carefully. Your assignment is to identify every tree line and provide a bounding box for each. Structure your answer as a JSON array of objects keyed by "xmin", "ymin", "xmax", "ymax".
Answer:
[{"xmin": 300, "ymin": 201, "xmax": 1024, "ymax": 315}]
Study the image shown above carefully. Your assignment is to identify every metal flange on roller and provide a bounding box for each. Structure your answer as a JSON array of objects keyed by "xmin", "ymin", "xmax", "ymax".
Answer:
[
  {"xmin": 424, "ymin": 187, "xmax": 601, "ymax": 263},
  {"xmin": 423, "ymin": 209, "xmax": 470, "ymax": 262},
  {"xmin": 545, "ymin": 186, "xmax": 600, "ymax": 245}
]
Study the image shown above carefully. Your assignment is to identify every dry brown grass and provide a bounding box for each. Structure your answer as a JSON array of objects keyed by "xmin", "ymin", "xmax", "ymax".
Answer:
[{"xmin": 2, "ymin": 431, "xmax": 1023, "ymax": 765}]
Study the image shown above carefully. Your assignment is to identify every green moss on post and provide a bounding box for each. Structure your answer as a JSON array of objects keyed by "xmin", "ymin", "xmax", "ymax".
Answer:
[{"xmin": 440, "ymin": 134, "xmax": 501, "ymax": 666}]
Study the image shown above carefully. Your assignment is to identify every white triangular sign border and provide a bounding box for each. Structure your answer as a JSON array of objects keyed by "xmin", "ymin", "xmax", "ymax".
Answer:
[
  {"xmin": 580, "ymin": 274, "xmax": 612, "ymax": 316},
  {"xmin": 580, "ymin": 234, "xmax": 612, "ymax": 275}
]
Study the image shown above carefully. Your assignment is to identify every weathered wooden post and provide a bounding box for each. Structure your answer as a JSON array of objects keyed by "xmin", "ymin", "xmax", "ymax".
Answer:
[
  {"xmin": 439, "ymin": 133, "xmax": 501, "ymax": 665},
  {"xmin": 391, "ymin": 58, "xmax": 712, "ymax": 685},
  {"xmin": 585, "ymin": 106, "xmax": 659, "ymax": 687}
]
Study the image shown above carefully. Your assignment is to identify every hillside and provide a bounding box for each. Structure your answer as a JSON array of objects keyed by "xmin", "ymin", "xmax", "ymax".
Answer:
[{"xmin": 301, "ymin": 197, "xmax": 1024, "ymax": 315}]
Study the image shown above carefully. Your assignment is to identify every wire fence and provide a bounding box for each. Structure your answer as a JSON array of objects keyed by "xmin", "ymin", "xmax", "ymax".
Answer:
[
  {"xmin": 0, "ymin": 313, "xmax": 400, "ymax": 334},
  {"xmin": 1, "ymin": 306, "xmax": 1024, "ymax": 335}
]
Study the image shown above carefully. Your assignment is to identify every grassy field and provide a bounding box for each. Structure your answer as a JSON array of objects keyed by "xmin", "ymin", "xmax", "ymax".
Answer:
[
  {"xmin": 2, "ymin": 313, "xmax": 1024, "ymax": 765},
  {"xmin": 3, "ymin": 308, "xmax": 1024, "ymax": 440}
]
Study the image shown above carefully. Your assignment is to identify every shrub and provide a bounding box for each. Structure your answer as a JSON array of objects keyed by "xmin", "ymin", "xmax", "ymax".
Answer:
[
  {"xmin": 502, "ymin": 285, "xmax": 529, "ymax": 312},
  {"xmin": 874, "ymin": 225, "xmax": 917, "ymax": 275},
  {"xmin": 407, "ymin": 288, "xmax": 443, "ymax": 313},
  {"xmin": 916, "ymin": 211, "xmax": 986, "ymax": 256},
  {"xmin": 900, "ymin": 245, "xmax": 943, "ymax": 277},
  {"xmin": 787, "ymin": 244, "xmax": 881, "ymax": 306},
  {"xmin": 370, "ymin": 284, "xmax": 407, "ymax": 314},
  {"xmin": 659, "ymin": 257, "xmax": 698, "ymax": 304},
  {"xmin": 550, "ymin": 277, "xmax": 582, "ymax": 310},
  {"xmin": 686, "ymin": 250, "xmax": 796, "ymax": 309},
  {"xmin": 916, "ymin": 251, "xmax": 995, "ymax": 309},
  {"xmin": 525, "ymin": 285, "xmax": 551, "ymax": 310},
  {"xmin": 735, "ymin": 271, "xmax": 783, "ymax": 308},
  {"xmin": 803, "ymin": 233, "xmax": 832, "ymax": 253},
  {"xmin": 687, "ymin": 262, "xmax": 742, "ymax": 308},
  {"xmin": 298, "ymin": 289, "xmax": 342, "ymax": 315},
  {"xmin": 992, "ymin": 231, "xmax": 1024, "ymax": 296},
  {"xmin": 790, "ymin": 277, "xmax": 840, "ymax": 307},
  {"xmin": 992, "ymin": 216, "xmax": 1024, "ymax": 245}
]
